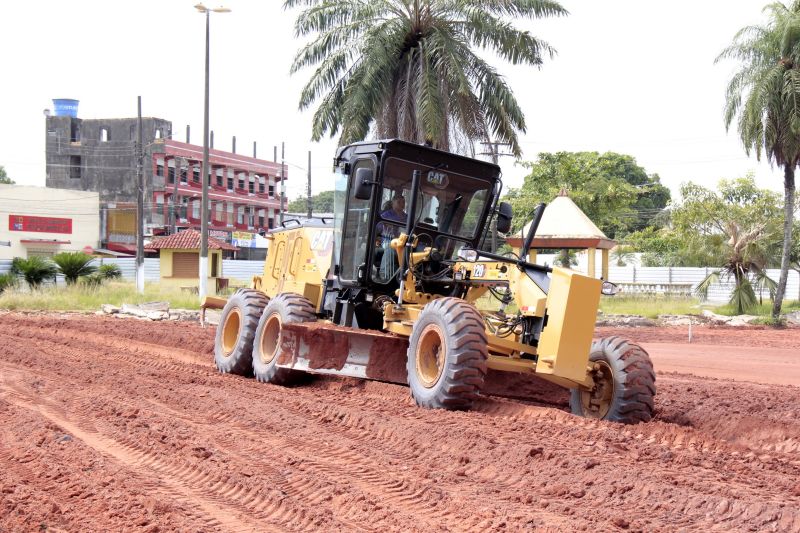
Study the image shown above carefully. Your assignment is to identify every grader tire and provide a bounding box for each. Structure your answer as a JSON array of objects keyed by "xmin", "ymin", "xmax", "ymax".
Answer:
[
  {"xmin": 407, "ymin": 297, "xmax": 488, "ymax": 410},
  {"xmin": 214, "ymin": 289, "xmax": 269, "ymax": 375},
  {"xmin": 570, "ymin": 336, "xmax": 656, "ymax": 424},
  {"xmin": 252, "ymin": 293, "xmax": 316, "ymax": 385}
]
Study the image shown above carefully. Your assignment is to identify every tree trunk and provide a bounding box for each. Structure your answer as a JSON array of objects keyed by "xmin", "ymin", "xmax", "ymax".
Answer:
[{"xmin": 772, "ymin": 165, "xmax": 796, "ymax": 318}]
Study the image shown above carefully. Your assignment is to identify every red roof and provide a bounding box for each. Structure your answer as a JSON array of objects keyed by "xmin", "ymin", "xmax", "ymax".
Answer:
[{"xmin": 144, "ymin": 229, "xmax": 238, "ymax": 251}]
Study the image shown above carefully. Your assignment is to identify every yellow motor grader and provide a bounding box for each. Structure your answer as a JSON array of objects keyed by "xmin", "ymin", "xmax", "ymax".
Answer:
[{"xmin": 206, "ymin": 139, "xmax": 655, "ymax": 423}]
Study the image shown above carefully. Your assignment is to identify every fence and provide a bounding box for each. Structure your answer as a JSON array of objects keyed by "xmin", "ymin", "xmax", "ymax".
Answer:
[{"xmin": 1, "ymin": 259, "xmax": 798, "ymax": 304}]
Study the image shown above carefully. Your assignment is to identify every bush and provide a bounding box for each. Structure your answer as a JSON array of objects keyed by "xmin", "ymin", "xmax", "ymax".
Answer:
[
  {"xmin": 53, "ymin": 252, "xmax": 97, "ymax": 284},
  {"xmin": 98, "ymin": 263, "xmax": 123, "ymax": 280},
  {"xmin": 12, "ymin": 256, "xmax": 58, "ymax": 289},
  {"xmin": 81, "ymin": 273, "xmax": 106, "ymax": 288},
  {"xmin": 0, "ymin": 272, "xmax": 17, "ymax": 294}
]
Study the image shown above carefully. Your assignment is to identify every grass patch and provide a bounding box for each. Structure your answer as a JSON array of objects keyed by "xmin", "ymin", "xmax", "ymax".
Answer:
[
  {"xmin": 0, "ymin": 281, "xmax": 202, "ymax": 311},
  {"xmin": 713, "ymin": 300, "xmax": 800, "ymax": 317},
  {"xmin": 599, "ymin": 295, "xmax": 707, "ymax": 318}
]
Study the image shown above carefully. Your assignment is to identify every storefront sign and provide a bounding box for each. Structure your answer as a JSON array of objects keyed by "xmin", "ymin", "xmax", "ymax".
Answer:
[
  {"xmin": 232, "ymin": 231, "xmax": 268, "ymax": 248},
  {"xmin": 9, "ymin": 215, "xmax": 72, "ymax": 234},
  {"xmin": 208, "ymin": 229, "xmax": 231, "ymax": 242}
]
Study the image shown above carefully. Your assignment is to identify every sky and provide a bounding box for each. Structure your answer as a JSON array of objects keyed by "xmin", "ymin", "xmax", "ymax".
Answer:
[{"xmin": 0, "ymin": 0, "xmax": 781, "ymax": 203}]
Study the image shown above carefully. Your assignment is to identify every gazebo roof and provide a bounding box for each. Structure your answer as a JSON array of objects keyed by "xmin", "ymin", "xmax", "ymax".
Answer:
[
  {"xmin": 506, "ymin": 192, "xmax": 616, "ymax": 250},
  {"xmin": 144, "ymin": 229, "xmax": 238, "ymax": 251}
]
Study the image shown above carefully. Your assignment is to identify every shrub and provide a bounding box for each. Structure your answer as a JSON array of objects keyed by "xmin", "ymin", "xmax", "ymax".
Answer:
[
  {"xmin": 52, "ymin": 252, "xmax": 97, "ymax": 284},
  {"xmin": 98, "ymin": 263, "xmax": 123, "ymax": 280},
  {"xmin": 0, "ymin": 272, "xmax": 17, "ymax": 294},
  {"xmin": 12, "ymin": 256, "xmax": 58, "ymax": 289},
  {"xmin": 81, "ymin": 273, "xmax": 105, "ymax": 288}
]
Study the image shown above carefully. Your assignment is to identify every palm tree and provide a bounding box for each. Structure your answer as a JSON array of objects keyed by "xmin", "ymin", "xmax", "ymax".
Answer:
[
  {"xmin": 52, "ymin": 252, "xmax": 97, "ymax": 284},
  {"xmin": 11, "ymin": 256, "xmax": 58, "ymax": 290},
  {"xmin": 717, "ymin": 1, "xmax": 800, "ymax": 318},
  {"xmin": 284, "ymin": 0, "xmax": 567, "ymax": 156}
]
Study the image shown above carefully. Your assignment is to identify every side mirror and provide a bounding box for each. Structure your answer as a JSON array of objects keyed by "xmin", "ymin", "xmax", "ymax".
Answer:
[
  {"xmin": 496, "ymin": 201, "xmax": 513, "ymax": 234},
  {"xmin": 354, "ymin": 167, "xmax": 374, "ymax": 200}
]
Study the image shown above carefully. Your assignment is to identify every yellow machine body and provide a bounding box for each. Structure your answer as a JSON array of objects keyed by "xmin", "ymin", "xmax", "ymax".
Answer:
[{"xmin": 214, "ymin": 224, "xmax": 602, "ymax": 391}]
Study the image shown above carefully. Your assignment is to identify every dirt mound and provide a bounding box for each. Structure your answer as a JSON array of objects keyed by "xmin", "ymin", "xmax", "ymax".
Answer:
[{"xmin": 1, "ymin": 313, "xmax": 798, "ymax": 531}]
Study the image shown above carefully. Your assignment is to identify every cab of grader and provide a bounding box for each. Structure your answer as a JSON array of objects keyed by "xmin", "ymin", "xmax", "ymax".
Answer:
[{"xmin": 209, "ymin": 139, "xmax": 655, "ymax": 424}]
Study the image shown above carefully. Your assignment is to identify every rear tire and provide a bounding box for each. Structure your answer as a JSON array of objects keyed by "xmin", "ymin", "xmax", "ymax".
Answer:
[
  {"xmin": 252, "ymin": 292, "xmax": 316, "ymax": 385},
  {"xmin": 570, "ymin": 336, "xmax": 656, "ymax": 424},
  {"xmin": 214, "ymin": 289, "xmax": 268, "ymax": 375},
  {"xmin": 407, "ymin": 298, "xmax": 488, "ymax": 410}
]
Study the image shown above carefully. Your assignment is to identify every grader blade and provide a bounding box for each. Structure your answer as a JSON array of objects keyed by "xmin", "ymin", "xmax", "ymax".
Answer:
[{"xmin": 276, "ymin": 322, "xmax": 410, "ymax": 384}]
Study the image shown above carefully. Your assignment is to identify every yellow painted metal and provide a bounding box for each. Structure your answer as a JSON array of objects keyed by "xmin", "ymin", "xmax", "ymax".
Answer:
[
  {"xmin": 259, "ymin": 226, "xmax": 333, "ymax": 309},
  {"xmin": 221, "ymin": 307, "xmax": 241, "ymax": 356},
  {"xmin": 536, "ymin": 267, "xmax": 601, "ymax": 383}
]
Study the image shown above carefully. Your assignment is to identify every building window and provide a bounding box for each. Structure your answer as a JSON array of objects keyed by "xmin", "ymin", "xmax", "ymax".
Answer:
[
  {"xmin": 258, "ymin": 208, "xmax": 265, "ymax": 228},
  {"xmin": 216, "ymin": 202, "xmax": 223, "ymax": 221},
  {"xmin": 248, "ymin": 178, "xmax": 255, "ymax": 194},
  {"xmin": 156, "ymin": 163, "xmax": 164, "ymax": 177},
  {"xmin": 179, "ymin": 197, "xmax": 188, "ymax": 219},
  {"xmin": 237, "ymin": 206, "xmax": 245, "ymax": 225},
  {"xmin": 268, "ymin": 217, "xmax": 274, "ymax": 229},
  {"xmin": 194, "ymin": 167, "xmax": 201, "ymax": 183},
  {"xmin": 238, "ymin": 176, "xmax": 245, "ymax": 190},
  {"xmin": 227, "ymin": 176, "xmax": 234, "ymax": 191},
  {"xmin": 216, "ymin": 171, "xmax": 223, "ymax": 187},
  {"xmin": 192, "ymin": 199, "xmax": 200, "ymax": 220},
  {"xmin": 155, "ymin": 128, "xmax": 162, "ymax": 139},
  {"xmin": 268, "ymin": 184, "xmax": 275, "ymax": 197},
  {"xmin": 258, "ymin": 176, "xmax": 265, "ymax": 194},
  {"xmin": 69, "ymin": 155, "xmax": 81, "ymax": 179},
  {"xmin": 227, "ymin": 202, "xmax": 234, "ymax": 225},
  {"xmin": 180, "ymin": 168, "xmax": 187, "ymax": 184},
  {"xmin": 100, "ymin": 127, "xmax": 110, "ymax": 142},
  {"xmin": 168, "ymin": 166, "xmax": 175, "ymax": 183}
]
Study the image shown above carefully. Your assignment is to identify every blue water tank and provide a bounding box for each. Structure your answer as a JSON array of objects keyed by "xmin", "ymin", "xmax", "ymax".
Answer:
[{"xmin": 53, "ymin": 99, "xmax": 79, "ymax": 118}]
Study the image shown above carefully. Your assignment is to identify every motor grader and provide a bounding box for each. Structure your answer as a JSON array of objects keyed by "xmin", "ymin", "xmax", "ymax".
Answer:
[{"xmin": 205, "ymin": 139, "xmax": 655, "ymax": 423}]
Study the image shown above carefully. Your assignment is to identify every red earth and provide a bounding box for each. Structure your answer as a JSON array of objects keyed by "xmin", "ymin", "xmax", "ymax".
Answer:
[{"xmin": 0, "ymin": 312, "xmax": 798, "ymax": 532}]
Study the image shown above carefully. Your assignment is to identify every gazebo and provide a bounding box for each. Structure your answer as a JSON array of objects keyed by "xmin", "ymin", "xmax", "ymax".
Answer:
[
  {"xmin": 144, "ymin": 229, "xmax": 238, "ymax": 293},
  {"xmin": 506, "ymin": 191, "xmax": 616, "ymax": 279}
]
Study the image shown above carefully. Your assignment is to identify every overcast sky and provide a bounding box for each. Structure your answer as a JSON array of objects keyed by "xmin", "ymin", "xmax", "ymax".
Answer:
[{"xmin": 0, "ymin": 1, "xmax": 779, "ymax": 203}]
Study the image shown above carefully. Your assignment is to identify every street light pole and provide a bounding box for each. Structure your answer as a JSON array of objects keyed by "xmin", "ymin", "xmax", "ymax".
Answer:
[{"xmin": 195, "ymin": 3, "xmax": 230, "ymax": 302}]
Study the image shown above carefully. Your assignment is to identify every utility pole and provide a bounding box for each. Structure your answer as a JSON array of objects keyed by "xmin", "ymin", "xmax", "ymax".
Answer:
[
  {"xmin": 135, "ymin": 96, "xmax": 145, "ymax": 294},
  {"xmin": 307, "ymin": 150, "xmax": 312, "ymax": 219},
  {"xmin": 279, "ymin": 141, "xmax": 285, "ymax": 224}
]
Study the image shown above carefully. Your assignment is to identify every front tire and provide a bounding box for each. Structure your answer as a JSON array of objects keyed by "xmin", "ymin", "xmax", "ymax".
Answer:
[
  {"xmin": 407, "ymin": 298, "xmax": 488, "ymax": 410},
  {"xmin": 214, "ymin": 289, "xmax": 268, "ymax": 375},
  {"xmin": 570, "ymin": 336, "xmax": 656, "ymax": 424},
  {"xmin": 252, "ymin": 293, "xmax": 316, "ymax": 385}
]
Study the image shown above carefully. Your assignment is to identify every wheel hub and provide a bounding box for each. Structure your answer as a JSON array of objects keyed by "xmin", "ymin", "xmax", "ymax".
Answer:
[
  {"xmin": 221, "ymin": 308, "xmax": 242, "ymax": 357},
  {"xmin": 416, "ymin": 324, "xmax": 445, "ymax": 388},
  {"xmin": 580, "ymin": 361, "xmax": 614, "ymax": 419},
  {"xmin": 260, "ymin": 312, "xmax": 282, "ymax": 364}
]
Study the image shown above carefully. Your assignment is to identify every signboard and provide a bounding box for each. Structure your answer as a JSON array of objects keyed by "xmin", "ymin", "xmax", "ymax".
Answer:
[
  {"xmin": 232, "ymin": 231, "xmax": 268, "ymax": 249},
  {"xmin": 9, "ymin": 215, "xmax": 72, "ymax": 234},
  {"xmin": 208, "ymin": 229, "xmax": 231, "ymax": 242}
]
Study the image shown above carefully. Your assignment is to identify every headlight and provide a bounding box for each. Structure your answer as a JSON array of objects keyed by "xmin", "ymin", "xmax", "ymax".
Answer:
[
  {"xmin": 458, "ymin": 247, "xmax": 478, "ymax": 262},
  {"xmin": 601, "ymin": 281, "xmax": 620, "ymax": 296}
]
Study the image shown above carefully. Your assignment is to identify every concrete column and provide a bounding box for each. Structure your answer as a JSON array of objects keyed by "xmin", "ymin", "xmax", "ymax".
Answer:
[
  {"xmin": 529, "ymin": 249, "xmax": 537, "ymax": 263},
  {"xmin": 587, "ymin": 247, "xmax": 596, "ymax": 278},
  {"xmin": 601, "ymin": 248, "xmax": 609, "ymax": 280}
]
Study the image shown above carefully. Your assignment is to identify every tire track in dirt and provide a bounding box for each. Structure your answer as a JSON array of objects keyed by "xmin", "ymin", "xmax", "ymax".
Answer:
[{"xmin": 2, "ymin": 313, "xmax": 800, "ymax": 531}]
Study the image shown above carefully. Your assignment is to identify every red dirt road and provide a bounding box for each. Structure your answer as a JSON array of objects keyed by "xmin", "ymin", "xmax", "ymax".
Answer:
[{"xmin": 1, "ymin": 313, "xmax": 799, "ymax": 532}]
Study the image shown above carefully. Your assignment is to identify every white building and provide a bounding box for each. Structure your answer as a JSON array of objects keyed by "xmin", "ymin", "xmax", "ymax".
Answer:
[{"xmin": 0, "ymin": 184, "xmax": 100, "ymax": 260}]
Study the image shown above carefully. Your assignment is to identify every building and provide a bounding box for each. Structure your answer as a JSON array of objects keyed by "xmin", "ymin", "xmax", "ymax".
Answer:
[
  {"xmin": 44, "ymin": 104, "xmax": 286, "ymax": 256},
  {"xmin": 0, "ymin": 184, "xmax": 100, "ymax": 260}
]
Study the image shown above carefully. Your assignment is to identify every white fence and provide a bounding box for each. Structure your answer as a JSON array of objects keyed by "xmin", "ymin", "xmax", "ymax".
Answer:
[{"xmin": 1, "ymin": 259, "xmax": 798, "ymax": 303}]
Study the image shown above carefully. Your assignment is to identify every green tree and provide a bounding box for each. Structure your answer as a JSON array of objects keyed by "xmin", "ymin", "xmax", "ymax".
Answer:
[
  {"xmin": 287, "ymin": 190, "xmax": 335, "ymax": 213},
  {"xmin": 284, "ymin": 0, "xmax": 567, "ymax": 155},
  {"xmin": 0, "ymin": 165, "xmax": 14, "ymax": 185},
  {"xmin": 11, "ymin": 257, "xmax": 58, "ymax": 290},
  {"xmin": 506, "ymin": 151, "xmax": 670, "ymax": 238},
  {"xmin": 717, "ymin": 1, "xmax": 800, "ymax": 317},
  {"xmin": 672, "ymin": 177, "xmax": 782, "ymax": 314},
  {"xmin": 52, "ymin": 252, "xmax": 97, "ymax": 284}
]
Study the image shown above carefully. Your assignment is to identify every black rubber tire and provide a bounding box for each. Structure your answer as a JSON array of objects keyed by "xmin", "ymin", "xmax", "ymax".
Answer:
[
  {"xmin": 252, "ymin": 292, "xmax": 316, "ymax": 385},
  {"xmin": 214, "ymin": 289, "xmax": 268, "ymax": 375},
  {"xmin": 570, "ymin": 336, "xmax": 656, "ymax": 424},
  {"xmin": 406, "ymin": 297, "xmax": 488, "ymax": 410}
]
